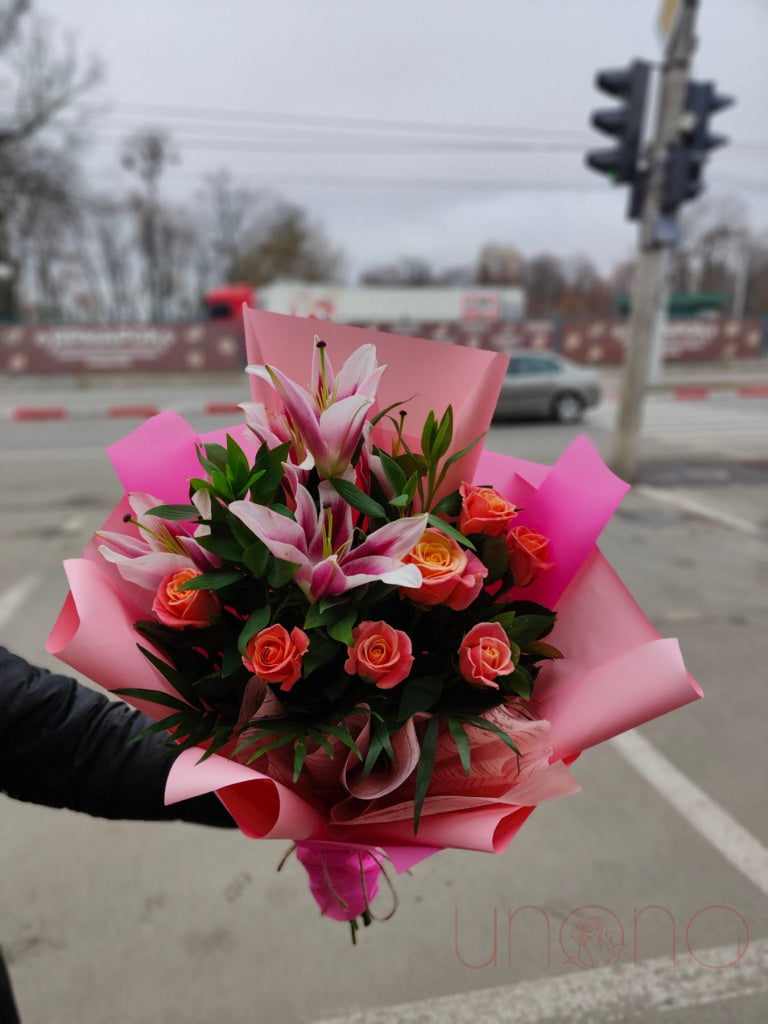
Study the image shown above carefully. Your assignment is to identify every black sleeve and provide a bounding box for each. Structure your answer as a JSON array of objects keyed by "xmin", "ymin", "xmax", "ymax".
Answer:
[{"xmin": 0, "ymin": 647, "xmax": 236, "ymax": 828}]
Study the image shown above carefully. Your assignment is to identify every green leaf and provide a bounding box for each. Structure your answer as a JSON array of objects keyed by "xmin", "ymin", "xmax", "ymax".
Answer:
[
  {"xmin": 302, "ymin": 634, "xmax": 339, "ymax": 677},
  {"xmin": 360, "ymin": 720, "xmax": 387, "ymax": 781},
  {"xmin": 146, "ymin": 503, "xmax": 199, "ymax": 521},
  {"xmin": 420, "ymin": 410, "xmax": 437, "ymax": 460},
  {"xmin": 242, "ymin": 540, "xmax": 270, "ymax": 577},
  {"xmin": 319, "ymin": 721, "xmax": 362, "ymax": 760},
  {"xmin": 480, "ymin": 535, "xmax": 510, "ymax": 585},
  {"xmin": 177, "ymin": 568, "xmax": 243, "ymax": 591},
  {"xmin": 504, "ymin": 613, "xmax": 557, "ymax": 644},
  {"xmin": 112, "ymin": 687, "xmax": 191, "ymax": 712},
  {"xmin": 237, "ymin": 733, "xmax": 295, "ymax": 765},
  {"xmin": 439, "ymin": 432, "xmax": 486, "ymax": 472},
  {"xmin": 195, "ymin": 533, "xmax": 244, "ymax": 561},
  {"xmin": 221, "ymin": 643, "xmax": 245, "ymax": 678},
  {"xmin": 426, "ymin": 513, "xmax": 476, "ymax": 551},
  {"xmin": 376, "ymin": 449, "xmax": 408, "ymax": 493},
  {"xmin": 237, "ymin": 606, "xmax": 272, "ymax": 654},
  {"xmin": 327, "ymin": 610, "xmax": 357, "ymax": 647},
  {"xmin": 226, "ymin": 432, "xmax": 250, "ymax": 479},
  {"xmin": 293, "ymin": 735, "xmax": 308, "ymax": 782},
  {"xmin": 229, "ymin": 516, "xmax": 258, "ymax": 549},
  {"xmin": 369, "ymin": 397, "xmax": 416, "ymax": 429},
  {"xmin": 134, "ymin": 644, "xmax": 201, "ymax": 706},
  {"xmin": 432, "ymin": 490, "xmax": 462, "ymax": 517},
  {"xmin": 504, "ymin": 664, "xmax": 534, "ymax": 700},
  {"xmin": 460, "ymin": 713, "xmax": 521, "ymax": 759},
  {"xmin": 189, "ymin": 477, "xmax": 215, "ymax": 495},
  {"xmin": 210, "ymin": 468, "xmax": 233, "ymax": 499},
  {"xmin": 201, "ymin": 442, "xmax": 229, "ymax": 472},
  {"xmin": 196, "ymin": 727, "xmax": 235, "ymax": 763},
  {"xmin": 388, "ymin": 494, "xmax": 411, "ymax": 509},
  {"xmin": 267, "ymin": 558, "xmax": 299, "ymax": 589},
  {"xmin": 413, "ymin": 715, "xmax": 440, "ymax": 834},
  {"xmin": 307, "ymin": 728, "xmax": 335, "ymax": 760},
  {"xmin": 432, "ymin": 406, "xmax": 454, "ymax": 461},
  {"xmin": 328, "ymin": 477, "xmax": 386, "ymax": 520},
  {"xmin": 523, "ymin": 640, "xmax": 563, "ymax": 660},
  {"xmin": 397, "ymin": 675, "xmax": 443, "ymax": 722},
  {"xmin": 132, "ymin": 711, "xmax": 188, "ymax": 736},
  {"xmin": 447, "ymin": 717, "xmax": 472, "ymax": 775}
]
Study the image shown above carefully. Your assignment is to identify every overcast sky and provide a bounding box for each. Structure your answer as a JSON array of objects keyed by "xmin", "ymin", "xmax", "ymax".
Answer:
[{"xmin": 36, "ymin": 0, "xmax": 768, "ymax": 282}]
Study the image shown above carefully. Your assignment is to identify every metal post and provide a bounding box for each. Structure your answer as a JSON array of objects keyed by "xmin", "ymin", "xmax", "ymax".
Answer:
[{"xmin": 610, "ymin": 0, "xmax": 700, "ymax": 481}]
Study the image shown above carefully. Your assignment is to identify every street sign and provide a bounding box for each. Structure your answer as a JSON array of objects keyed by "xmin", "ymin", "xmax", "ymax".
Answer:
[{"xmin": 657, "ymin": 0, "xmax": 682, "ymax": 42}]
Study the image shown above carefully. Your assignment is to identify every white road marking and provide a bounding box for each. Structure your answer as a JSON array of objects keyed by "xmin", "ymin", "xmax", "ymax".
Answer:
[
  {"xmin": 313, "ymin": 937, "xmax": 768, "ymax": 1024},
  {"xmin": 611, "ymin": 730, "xmax": 768, "ymax": 898},
  {"xmin": 0, "ymin": 574, "xmax": 41, "ymax": 627},
  {"xmin": 636, "ymin": 484, "xmax": 763, "ymax": 536},
  {"xmin": 591, "ymin": 396, "xmax": 768, "ymax": 460}
]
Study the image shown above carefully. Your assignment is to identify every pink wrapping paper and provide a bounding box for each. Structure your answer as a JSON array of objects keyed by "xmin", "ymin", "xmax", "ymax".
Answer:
[{"xmin": 242, "ymin": 308, "xmax": 509, "ymax": 496}]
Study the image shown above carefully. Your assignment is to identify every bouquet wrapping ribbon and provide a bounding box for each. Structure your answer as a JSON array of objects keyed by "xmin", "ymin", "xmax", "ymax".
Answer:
[{"xmin": 294, "ymin": 842, "xmax": 382, "ymax": 923}]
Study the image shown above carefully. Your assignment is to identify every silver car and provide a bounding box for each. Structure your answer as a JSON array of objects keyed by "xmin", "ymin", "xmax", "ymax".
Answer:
[{"xmin": 494, "ymin": 352, "xmax": 603, "ymax": 424}]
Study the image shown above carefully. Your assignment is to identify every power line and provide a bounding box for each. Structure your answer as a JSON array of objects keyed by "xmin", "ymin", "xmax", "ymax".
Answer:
[
  {"xmin": 84, "ymin": 130, "xmax": 587, "ymax": 154},
  {"xmin": 103, "ymin": 101, "xmax": 589, "ymax": 141}
]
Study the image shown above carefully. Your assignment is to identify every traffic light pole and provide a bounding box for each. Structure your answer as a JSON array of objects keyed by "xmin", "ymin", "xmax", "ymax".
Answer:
[{"xmin": 610, "ymin": 0, "xmax": 700, "ymax": 482}]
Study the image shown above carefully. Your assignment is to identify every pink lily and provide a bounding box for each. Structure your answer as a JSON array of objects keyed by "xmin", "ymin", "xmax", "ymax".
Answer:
[
  {"xmin": 246, "ymin": 340, "xmax": 385, "ymax": 480},
  {"xmin": 97, "ymin": 491, "xmax": 219, "ymax": 593},
  {"xmin": 229, "ymin": 477, "xmax": 426, "ymax": 603},
  {"xmin": 239, "ymin": 400, "xmax": 311, "ymax": 471}
]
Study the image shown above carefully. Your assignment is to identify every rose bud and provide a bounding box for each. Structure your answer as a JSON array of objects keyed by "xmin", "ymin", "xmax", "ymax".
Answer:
[
  {"xmin": 152, "ymin": 567, "xmax": 221, "ymax": 628},
  {"xmin": 458, "ymin": 483, "xmax": 518, "ymax": 538},
  {"xmin": 242, "ymin": 623, "xmax": 310, "ymax": 692},
  {"xmin": 505, "ymin": 526, "xmax": 553, "ymax": 587},
  {"xmin": 458, "ymin": 622, "xmax": 516, "ymax": 690},
  {"xmin": 344, "ymin": 620, "xmax": 413, "ymax": 689}
]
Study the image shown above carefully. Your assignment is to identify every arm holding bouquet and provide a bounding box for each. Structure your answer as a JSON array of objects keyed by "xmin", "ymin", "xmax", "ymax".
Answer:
[
  {"xmin": 0, "ymin": 646, "xmax": 235, "ymax": 827},
  {"xmin": 46, "ymin": 310, "xmax": 701, "ymax": 937}
]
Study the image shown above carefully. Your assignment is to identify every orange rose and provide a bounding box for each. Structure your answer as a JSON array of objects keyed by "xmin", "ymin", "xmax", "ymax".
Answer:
[
  {"xmin": 458, "ymin": 483, "xmax": 518, "ymax": 537},
  {"xmin": 152, "ymin": 568, "xmax": 221, "ymax": 628},
  {"xmin": 242, "ymin": 624, "xmax": 310, "ymax": 692},
  {"xmin": 344, "ymin": 620, "xmax": 413, "ymax": 689},
  {"xmin": 505, "ymin": 526, "xmax": 553, "ymax": 587},
  {"xmin": 400, "ymin": 527, "xmax": 487, "ymax": 610},
  {"xmin": 458, "ymin": 622, "xmax": 516, "ymax": 689}
]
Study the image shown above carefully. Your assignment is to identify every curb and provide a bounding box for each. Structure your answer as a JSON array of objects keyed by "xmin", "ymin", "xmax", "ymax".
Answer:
[
  {"xmin": 3, "ymin": 401, "xmax": 244, "ymax": 422},
  {"xmin": 673, "ymin": 385, "xmax": 768, "ymax": 400},
  {"xmin": 3, "ymin": 388, "xmax": 767, "ymax": 422}
]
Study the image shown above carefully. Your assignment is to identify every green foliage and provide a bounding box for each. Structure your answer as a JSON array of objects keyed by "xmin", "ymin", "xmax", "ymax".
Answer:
[{"xmin": 107, "ymin": 390, "xmax": 564, "ymax": 841}]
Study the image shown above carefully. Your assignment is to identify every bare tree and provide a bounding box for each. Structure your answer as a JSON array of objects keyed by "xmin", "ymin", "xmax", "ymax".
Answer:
[
  {"xmin": 359, "ymin": 257, "xmax": 435, "ymax": 286},
  {"xmin": 0, "ymin": 0, "xmax": 101, "ymax": 318},
  {"xmin": 120, "ymin": 128, "xmax": 181, "ymax": 321},
  {"xmin": 232, "ymin": 201, "xmax": 343, "ymax": 287}
]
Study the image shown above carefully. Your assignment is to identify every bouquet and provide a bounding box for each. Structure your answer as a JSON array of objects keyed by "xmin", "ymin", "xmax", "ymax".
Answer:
[{"xmin": 47, "ymin": 309, "xmax": 701, "ymax": 939}]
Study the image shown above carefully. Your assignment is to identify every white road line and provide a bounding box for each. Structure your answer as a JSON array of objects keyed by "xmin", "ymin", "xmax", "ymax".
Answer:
[
  {"xmin": 313, "ymin": 937, "xmax": 768, "ymax": 1024},
  {"xmin": 0, "ymin": 574, "xmax": 41, "ymax": 628},
  {"xmin": 636, "ymin": 484, "xmax": 763, "ymax": 536},
  {"xmin": 611, "ymin": 730, "xmax": 768, "ymax": 898}
]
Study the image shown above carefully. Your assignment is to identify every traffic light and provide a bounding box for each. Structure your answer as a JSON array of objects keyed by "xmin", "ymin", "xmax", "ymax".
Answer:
[
  {"xmin": 661, "ymin": 80, "xmax": 734, "ymax": 212},
  {"xmin": 586, "ymin": 60, "xmax": 651, "ymax": 184}
]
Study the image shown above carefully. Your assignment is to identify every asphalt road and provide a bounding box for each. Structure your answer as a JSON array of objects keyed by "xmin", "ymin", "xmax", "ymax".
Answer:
[{"xmin": 1, "ymin": 396, "xmax": 767, "ymax": 1023}]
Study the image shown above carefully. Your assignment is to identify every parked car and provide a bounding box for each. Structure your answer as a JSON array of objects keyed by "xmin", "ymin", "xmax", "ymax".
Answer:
[{"xmin": 494, "ymin": 352, "xmax": 603, "ymax": 424}]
